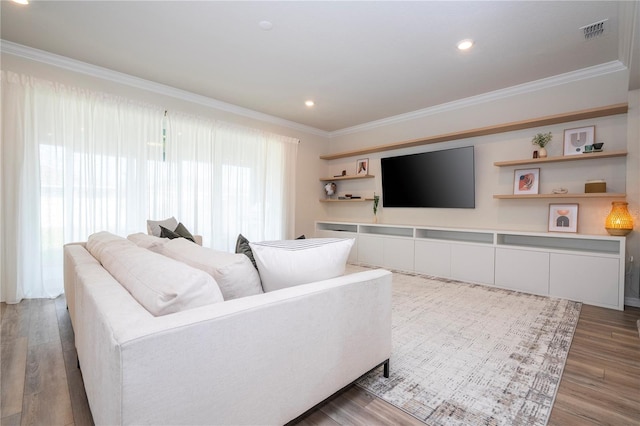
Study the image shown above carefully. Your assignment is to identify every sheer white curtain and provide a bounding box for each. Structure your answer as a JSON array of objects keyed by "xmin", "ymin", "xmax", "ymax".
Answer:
[
  {"xmin": 212, "ymin": 120, "xmax": 298, "ymax": 248},
  {"xmin": 1, "ymin": 71, "xmax": 298, "ymax": 303},
  {"xmin": 150, "ymin": 113, "xmax": 298, "ymax": 250}
]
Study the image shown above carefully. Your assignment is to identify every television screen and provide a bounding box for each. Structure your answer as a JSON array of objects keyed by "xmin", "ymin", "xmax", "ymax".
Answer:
[{"xmin": 381, "ymin": 146, "xmax": 475, "ymax": 208}]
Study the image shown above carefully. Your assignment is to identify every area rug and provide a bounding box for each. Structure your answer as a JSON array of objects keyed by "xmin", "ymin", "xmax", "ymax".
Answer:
[{"xmin": 351, "ymin": 265, "xmax": 581, "ymax": 426}]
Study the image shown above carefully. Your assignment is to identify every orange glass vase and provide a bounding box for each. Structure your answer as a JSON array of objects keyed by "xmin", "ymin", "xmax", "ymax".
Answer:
[{"xmin": 605, "ymin": 201, "xmax": 634, "ymax": 236}]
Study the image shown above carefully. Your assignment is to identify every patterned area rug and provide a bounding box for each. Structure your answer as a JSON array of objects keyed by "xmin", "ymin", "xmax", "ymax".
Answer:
[{"xmin": 351, "ymin": 265, "xmax": 581, "ymax": 426}]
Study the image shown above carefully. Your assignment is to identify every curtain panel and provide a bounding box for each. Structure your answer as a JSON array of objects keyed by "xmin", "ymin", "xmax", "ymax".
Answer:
[{"xmin": 1, "ymin": 71, "xmax": 298, "ymax": 303}]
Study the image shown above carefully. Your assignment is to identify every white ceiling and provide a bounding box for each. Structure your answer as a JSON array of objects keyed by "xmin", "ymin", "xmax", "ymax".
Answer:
[{"xmin": 1, "ymin": 1, "xmax": 638, "ymax": 133}]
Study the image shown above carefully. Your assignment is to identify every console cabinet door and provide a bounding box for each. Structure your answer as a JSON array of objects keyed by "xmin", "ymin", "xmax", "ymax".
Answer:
[
  {"xmin": 414, "ymin": 240, "xmax": 451, "ymax": 277},
  {"xmin": 357, "ymin": 235, "xmax": 384, "ymax": 266},
  {"xmin": 451, "ymin": 244, "xmax": 495, "ymax": 285},
  {"xmin": 549, "ymin": 253, "xmax": 620, "ymax": 309},
  {"xmin": 383, "ymin": 238, "xmax": 414, "ymax": 272},
  {"xmin": 495, "ymin": 248, "xmax": 549, "ymax": 296}
]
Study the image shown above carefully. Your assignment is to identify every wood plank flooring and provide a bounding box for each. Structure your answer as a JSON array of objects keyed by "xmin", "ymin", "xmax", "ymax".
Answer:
[{"xmin": 1, "ymin": 297, "xmax": 638, "ymax": 425}]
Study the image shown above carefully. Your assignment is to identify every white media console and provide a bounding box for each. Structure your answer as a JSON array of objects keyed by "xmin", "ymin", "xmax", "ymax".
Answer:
[{"xmin": 315, "ymin": 221, "xmax": 627, "ymax": 311}]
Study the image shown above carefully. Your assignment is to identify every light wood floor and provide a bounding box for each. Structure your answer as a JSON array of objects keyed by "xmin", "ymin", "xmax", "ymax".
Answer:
[{"xmin": 1, "ymin": 297, "xmax": 639, "ymax": 426}]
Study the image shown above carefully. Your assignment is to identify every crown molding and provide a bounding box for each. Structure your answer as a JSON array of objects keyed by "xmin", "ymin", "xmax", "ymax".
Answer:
[
  {"xmin": 329, "ymin": 60, "xmax": 628, "ymax": 138},
  {"xmin": 1, "ymin": 40, "xmax": 628, "ymax": 139},
  {"xmin": 0, "ymin": 40, "xmax": 330, "ymax": 138}
]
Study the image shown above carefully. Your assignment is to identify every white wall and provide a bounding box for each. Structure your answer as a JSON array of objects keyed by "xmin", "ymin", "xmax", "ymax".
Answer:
[
  {"xmin": 626, "ymin": 89, "xmax": 640, "ymax": 302},
  {"xmin": 323, "ymin": 70, "xmax": 639, "ymax": 301},
  {"xmin": 1, "ymin": 53, "xmax": 330, "ymax": 240}
]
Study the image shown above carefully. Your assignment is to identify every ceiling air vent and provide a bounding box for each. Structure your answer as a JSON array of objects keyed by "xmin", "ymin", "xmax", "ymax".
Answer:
[{"xmin": 580, "ymin": 19, "xmax": 608, "ymax": 40}]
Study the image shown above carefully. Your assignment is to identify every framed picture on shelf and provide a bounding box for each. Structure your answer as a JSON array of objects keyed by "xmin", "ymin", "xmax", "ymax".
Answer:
[
  {"xmin": 356, "ymin": 158, "xmax": 369, "ymax": 175},
  {"xmin": 513, "ymin": 168, "xmax": 540, "ymax": 195},
  {"xmin": 563, "ymin": 125, "xmax": 595, "ymax": 156},
  {"xmin": 548, "ymin": 203, "xmax": 579, "ymax": 233}
]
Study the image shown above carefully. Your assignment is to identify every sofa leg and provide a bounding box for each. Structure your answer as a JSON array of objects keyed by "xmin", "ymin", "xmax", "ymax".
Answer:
[{"xmin": 383, "ymin": 359, "xmax": 389, "ymax": 378}]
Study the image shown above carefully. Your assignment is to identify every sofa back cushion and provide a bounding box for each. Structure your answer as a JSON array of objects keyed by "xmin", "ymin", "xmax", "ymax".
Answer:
[
  {"xmin": 249, "ymin": 238, "xmax": 355, "ymax": 292},
  {"xmin": 158, "ymin": 238, "xmax": 263, "ymax": 300},
  {"xmin": 87, "ymin": 232, "xmax": 223, "ymax": 316},
  {"xmin": 87, "ymin": 231, "xmax": 135, "ymax": 259},
  {"xmin": 127, "ymin": 232, "xmax": 168, "ymax": 252}
]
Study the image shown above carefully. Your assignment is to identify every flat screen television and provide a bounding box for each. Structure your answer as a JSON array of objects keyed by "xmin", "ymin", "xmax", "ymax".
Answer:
[{"xmin": 381, "ymin": 146, "xmax": 475, "ymax": 208}]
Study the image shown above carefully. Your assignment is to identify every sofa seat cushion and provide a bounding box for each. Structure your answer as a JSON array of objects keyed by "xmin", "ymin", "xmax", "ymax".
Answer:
[
  {"xmin": 87, "ymin": 232, "xmax": 223, "ymax": 316},
  {"xmin": 249, "ymin": 238, "xmax": 355, "ymax": 292},
  {"xmin": 158, "ymin": 238, "xmax": 263, "ymax": 300}
]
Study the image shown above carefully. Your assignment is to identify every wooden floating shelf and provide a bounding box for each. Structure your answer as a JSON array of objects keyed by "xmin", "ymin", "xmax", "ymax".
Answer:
[
  {"xmin": 493, "ymin": 193, "xmax": 626, "ymax": 199},
  {"xmin": 320, "ymin": 103, "xmax": 628, "ymax": 160},
  {"xmin": 319, "ymin": 174, "xmax": 375, "ymax": 182},
  {"xmin": 494, "ymin": 150, "xmax": 627, "ymax": 167},
  {"xmin": 319, "ymin": 198, "xmax": 374, "ymax": 203}
]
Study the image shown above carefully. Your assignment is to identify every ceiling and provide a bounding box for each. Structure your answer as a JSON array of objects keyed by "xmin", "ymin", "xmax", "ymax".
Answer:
[{"xmin": 1, "ymin": 1, "xmax": 638, "ymax": 133}]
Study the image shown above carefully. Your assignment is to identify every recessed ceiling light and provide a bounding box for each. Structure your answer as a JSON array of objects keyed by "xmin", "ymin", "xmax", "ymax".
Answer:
[
  {"xmin": 259, "ymin": 20, "xmax": 273, "ymax": 31},
  {"xmin": 11, "ymin": 0, "xmax": 29, "ymax": 4},
  {"xmin": 457, "ymin": 39, "xmax": 474, "ymax": 50},
  {"xmin": 305, "ymin": 100, "xmax": 315, "ymax": 107}
]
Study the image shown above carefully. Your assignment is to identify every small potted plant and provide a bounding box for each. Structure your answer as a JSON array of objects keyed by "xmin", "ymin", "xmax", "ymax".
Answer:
[
  {"xmin": 373, "ymin": 194, "xmax": 380, "ymax": 223},
  {"xmin": 532, "ymin": 132, "xmax": 552, "ymax": 158}
]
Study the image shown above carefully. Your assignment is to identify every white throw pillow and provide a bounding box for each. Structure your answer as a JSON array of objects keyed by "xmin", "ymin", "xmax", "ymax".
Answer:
[
  {"xmin": 249, "ymin": 238, "xmax": 354, "ymax": 292},
  {"xmin": 147, "ymin": 217, "xmax": 178, "ymax": 237},
  {"xmin": 127, "ymin": 232, "xmax": 168, "ymax": 253},
  {"xmin": 88, "ymin": 232, "xmax": 223, "ymax": 316},
  {"xmin": 158, "ymin": 238, "xmax": 264, "ymax": 300}
]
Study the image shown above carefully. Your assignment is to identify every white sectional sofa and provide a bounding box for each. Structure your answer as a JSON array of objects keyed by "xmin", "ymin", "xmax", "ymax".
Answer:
[{"xmin": 63, "ymin": 232, "xmax": 392, "ymax": 425}]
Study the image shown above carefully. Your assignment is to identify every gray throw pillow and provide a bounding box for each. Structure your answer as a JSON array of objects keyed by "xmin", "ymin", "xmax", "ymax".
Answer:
[
  {"xmin": 235, "ymin": 234, "xmax": 257, "ymax": 270},
  {"xmin": 174, "ymin": 222, "xmax": 196, "ymax": 242},
  {"xmin": 160, "ymin": 224, "xmax": 195, "ymax": 243}
]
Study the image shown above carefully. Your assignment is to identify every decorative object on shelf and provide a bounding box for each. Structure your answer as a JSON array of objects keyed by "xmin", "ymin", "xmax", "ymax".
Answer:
[
  {"xmin": 585, "ymin": 179, "xmax": 606, "ymax": 193},
  {"xmin": 584, "ymin": 142, "xmax": 605, "ymax": 153},
  {"xmin": 605, "ymin": 201, "xmax": 634, "ymax": 236},
  {"xmin": 333, "ymin": 170, "xmax": 347, "ymax": 177},
  {"xmin": 552, "ymin": 187, "xmax": 568, "ymax": 194},
  {"xmin": 531, "ymin": 132, "xmax": 552, "ymax": 158},
  {"xmin": 533, "ymin": 150, "xmax": 539, "ymax": 159},
  {"xmin": 373, "ymin": 193, "xmax": 380, "ymax": 223},
  {"xmin": 357, "ymin": 158, "xmax": 369, "ymax": 175},
  {"xmin": 323, "ymin": 182, "xmax": 337, "ymax": 198},
  {"xmin": 563, "ymin": 125, "xmax": 595, "ymax": 156},
  {"xmin": 548, "ymin": 203, "xmax": 579, "ymax": 233},
  {"xmin": 513, "ymin": 168, "xmax": 540, "ymax": 195}
]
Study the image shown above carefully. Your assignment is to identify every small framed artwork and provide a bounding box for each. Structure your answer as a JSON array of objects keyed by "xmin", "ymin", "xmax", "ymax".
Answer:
[
  {"xmin": 356, "ymin": 158, "xmax": 369, "ymax": 175},
  {"xmin": 548, "ymin": 203, "xmax": 579, "ymax": 233},
  {"xmin": 563, "ymin": 125, "xmax": 595, "ymax": 156},
  {"xmin": 513, "ymin": 168, "xmax": 540, "ymax": 195}
]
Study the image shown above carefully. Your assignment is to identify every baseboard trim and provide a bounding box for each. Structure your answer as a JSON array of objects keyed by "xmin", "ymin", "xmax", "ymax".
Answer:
[{"xmin": 624, "ymin": 297, "xmax": 640, "ymax": 308}]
